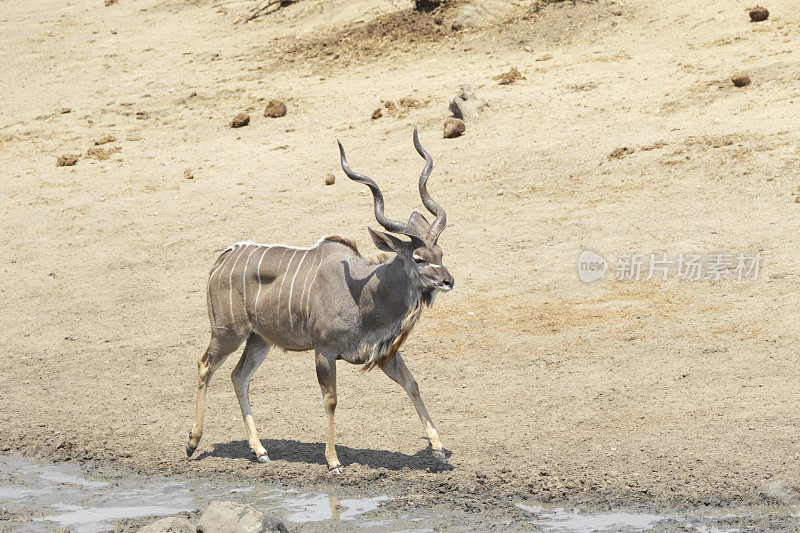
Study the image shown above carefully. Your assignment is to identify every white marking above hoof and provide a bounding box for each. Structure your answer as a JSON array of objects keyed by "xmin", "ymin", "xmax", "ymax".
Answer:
[
  {"xmin": 256, "ymin": 454, "xmax": 271, "ymax": 463},
  {"xmin": 329, "ymin": 466, "xmax": 343, "ymax": 475}
]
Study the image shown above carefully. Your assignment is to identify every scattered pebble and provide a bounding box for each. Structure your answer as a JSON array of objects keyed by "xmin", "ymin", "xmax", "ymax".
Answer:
[
  {"xmin": 86, "ymin": 146, "xmax": 119, "ymax": 160},
  {"xmin": 104, "ymin": 0, "xmax": 117, "ymax": 5},
  {"xmin": 609, "ymin": 147, "xmax": 635, "ymax": 159},
  {"xmin": 376, "ymin": 98, "xmax": 425, "ymax": 119},
  {"xmin": 183, "ymin": 168, "xmax": 194, "ymax": 180},
  {"xmin": 494, "ymin": 67, "xmax": 525, "ymax": 85},
  {"xmin": 443, "ymin": 118, "xmax": 465, "ymax": 139},
  {"xmin": 60, "ymin": 108, "xmax": 71, "ymax": 114},
  {"xmin": 56, "ymin": 154, "xmax": 79, "ymax": 167},
  {"xmin": 535, "ymin": 54, "xmax": 553, "ymax": 62},
  {"xmin": 263, "ymin": 100, "xmax": 287, "ymax": 118},
  {"xmin": 231, "ymin": 113, "xmax": 250, "ymax": 128},
  {"xmin": 497, "ymin": 189, "xmax": 505, "ymax": 196},
  {"xmin": 135, "ymin": 111, "xmax": 149, "ymax": 120},
  {"xmin": 749, "ymin": 6, "xmax": 769, "ymax": 22},
  {"xmin": 324, "ymin": 173, "xmax": 335, "ymax": 186},
  {"xmin": 731, "ymin": 73, "xmax": 751, "ymax": 87},
  {"xmin": 94, "ymin": 135, "xmax": 116, "ymax": 145}
]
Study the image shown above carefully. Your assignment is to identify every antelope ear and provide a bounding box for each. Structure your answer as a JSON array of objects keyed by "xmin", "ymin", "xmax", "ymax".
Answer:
[{"xmin": 367, "ymin": 227, "xmax": 406, "ymax": 253}]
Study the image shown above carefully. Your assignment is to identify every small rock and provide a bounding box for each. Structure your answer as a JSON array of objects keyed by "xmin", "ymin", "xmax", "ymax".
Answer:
[
  {"xmin": 493, "ymin": 67, "xmax": 525, "ymax": 85},
  {"xmin": 324, "ymin": 173, "xmax": 335, "ymax": 185},
  {"xmin": 138, "ymin": 517, "xmax": 194, "ymax": 533},
  {"xmin": 535, "ymin": 53, "xmax": 553, "ymax": 62},
  {"xmin": 382, "ymin": 100, "xmax": 398, "ymax": 114},
  {"xmin": 196, "ymin": 501, "xmax": 287, "ymax": 533},
  {"xmin": 731, "ymin": 73, "xmax": 751, "ymax": 87},
  {"xmin": 264, "ymin": 100, "xmax": 287, "ymax": 118},
  {"xmin": 398, "ymin": 97, "xmax": 421, "ymax": 109},
  {"xmin": 94, "ymin": 135, "xmax": 116, "ymax": 145},
  {"xmin": 443, "ymin": 118, "xmax": 465, "ymax": 139},
  {"xmin": 56, "ymin": 154, "xmax": 79, "ymax": 167},
  {"xmin": 608, "ymin": 146, "xmax": 634, "ymax": 159},
  {"xmin": 749, "ymin": 6, "xmax": 769, "ymax": 22},
  {"xmin": 371, "ymin": 108, "xmax": 382, "ymax": 120},
  {"xmin": 231, "ymin": 113, "xmax": 250, "ymax": 128},
  {"xmin": 497, "ymin": 189, "xmax": 504, "ymax": 196},
  {"xmin": 448, "ymin": 5, "xmax": 492, "ymax": 31},
  {"xmin": 60, "ymin": 108, "xmax": 71, "ymax": 114},
  {"xmin": 135, "ymin": 111, "xmax": 149, "ymax": 120},
  {"xmin": 449, "ymin": 83, "xmax": 485, "ymax": 122},
  {"xmin": 183, "ymin": 168, "xmax": 194, "ymax": 180},
  {"xmin": 456, "ymin": 84, "xmax": 475, "ymax": 101},
  {"xmin": 104, "ymin": 0, "xmax": 117, "ymax": 5},
  {"xmin": 86, "ymin": 146, "xmax": 119, "ymax": 160}
]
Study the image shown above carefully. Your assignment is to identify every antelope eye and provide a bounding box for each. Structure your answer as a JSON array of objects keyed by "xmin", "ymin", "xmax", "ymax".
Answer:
[{"xmin": 412, "ymin": 255, "xmax": 425, "ymax": 264}]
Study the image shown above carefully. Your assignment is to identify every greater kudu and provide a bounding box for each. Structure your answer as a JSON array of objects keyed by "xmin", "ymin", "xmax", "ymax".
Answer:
[{"xmin": 186, "ymin": 129, "xmax": 454, "ymax": 473}]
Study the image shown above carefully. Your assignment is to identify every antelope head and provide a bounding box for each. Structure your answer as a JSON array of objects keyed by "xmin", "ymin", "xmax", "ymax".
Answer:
[{"xmin": 338, "ymin": 128, "xmax": 454, "ymax": 293}]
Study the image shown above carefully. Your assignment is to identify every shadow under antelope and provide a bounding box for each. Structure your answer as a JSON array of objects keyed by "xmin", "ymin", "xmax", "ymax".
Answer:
[{"xmin": 186, "ymin": 129, "xmax": 454, "ymax": 473}]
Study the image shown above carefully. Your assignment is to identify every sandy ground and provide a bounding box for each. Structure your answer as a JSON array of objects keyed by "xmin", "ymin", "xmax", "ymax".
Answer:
[{"xmin": 1, "ymin": 0, "xmax": 799, "ymax": 527}]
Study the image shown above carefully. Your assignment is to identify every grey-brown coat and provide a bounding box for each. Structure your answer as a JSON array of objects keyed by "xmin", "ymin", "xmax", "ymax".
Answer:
[{"xmin": 186, "ymin": 129, "xmax": 453, "ymax": 472}]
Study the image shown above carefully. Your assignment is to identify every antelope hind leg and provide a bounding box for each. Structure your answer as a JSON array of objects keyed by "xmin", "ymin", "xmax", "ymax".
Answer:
[
  {"xmin": 187, "ymin": 332, "xmax": 243, "ymax": 457},
  {"xmin": 381, "ymin": 355, "xmax": 446, "ymax": 464},
  {"xmin": 315, "ymin": 350, "xmax": 342, "ymax": 474},
  {"xmin": 232, "ymin": 333, "xmax": 272, "ymax": 463}
]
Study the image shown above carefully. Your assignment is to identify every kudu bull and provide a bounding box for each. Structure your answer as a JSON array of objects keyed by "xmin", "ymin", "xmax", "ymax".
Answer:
[{"xmin": 186, "ymin": 129, "xmax": 453, "ymax": 473}]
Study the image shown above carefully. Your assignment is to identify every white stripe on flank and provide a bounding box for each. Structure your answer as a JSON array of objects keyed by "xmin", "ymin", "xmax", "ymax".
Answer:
[
  {"xmin": 253, "ymin": 247, "xmax": 270, "ymax": 325},
  {"xmin": 228, "ymin": 245, "xmax": 248, "ymax": 321},
  {"xmin": 298, "ymin": 251, "xmax": 318, "ymax": 329},
  {"xmin": 241, "ymin": 247, "xmax": 259, "ymax": 321},
  {"xmin": 214, "ymin": 244, "xmax": 239, "ymax": 294},
  {"xmin": 287, "ymin": 249, "xmax": 309, "ymax": 330},
  {"xmin": 305, "ymin": 250, "xmax": 326, "ymax": 327},
  {"xmin": 277, "ymin": 250, "xmax": 298, "ymax": 322},
  {"xmin": 207, "ymin": 246, "xmax": 238, "ymax": 324},
  {"xmin": 209, "ymin": 245, "xmax": 235, "ymax": 294}
]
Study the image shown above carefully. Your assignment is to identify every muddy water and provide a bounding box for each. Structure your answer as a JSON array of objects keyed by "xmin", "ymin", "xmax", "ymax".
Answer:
[{"xmin": 0, "ymin": 455, "xmax": 798, "ymax": 532}]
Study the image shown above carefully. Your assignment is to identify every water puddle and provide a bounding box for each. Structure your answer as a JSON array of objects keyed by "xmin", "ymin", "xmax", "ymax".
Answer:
[
  {"xmin": 0, "ymin": 455, "xmax": 394, "ymax": 532},
  {"xmin": 516, "ymin": 500, "xmax": 800, "ymax": 532},
  {"xmin": 1, "ymin": 455, "xmax": 797, "ymax": 532},
  {"xmin": 517, "ymin": 503, "xmax": 666, "ymax": 532}
]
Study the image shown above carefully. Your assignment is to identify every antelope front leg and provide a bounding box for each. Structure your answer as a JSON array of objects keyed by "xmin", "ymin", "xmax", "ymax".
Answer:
[
  {"xmin": 381, "ymin": 355, "xmax": 446, "ymax": 464},
  {"xmin": 315, "ymin": 351, "xmax": 342, "ymax": 474}
]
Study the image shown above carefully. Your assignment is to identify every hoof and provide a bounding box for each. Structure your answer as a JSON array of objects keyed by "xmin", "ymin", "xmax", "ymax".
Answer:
[
  {"xmin": 432, "ymin": 450, "xmax": 447, "ymax": 464},
  {"xmin": 186, "ymin": 443, "xmax": 196, "ymax": 458},
  {"xmin": 255, "ymin": 454, "xmax": 271, "ymax": 463},
  {"xmin": 329, "ymin": 466, "xmax": 343, "ymax": 475}
]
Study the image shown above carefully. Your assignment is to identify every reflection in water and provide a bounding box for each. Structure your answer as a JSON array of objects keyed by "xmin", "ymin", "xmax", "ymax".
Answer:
[
  {"xmin": 0, "ymin": 455, "xmax": 388, "ymax": 533},
  {"xmin": 329, "ymin": 495, "xmax": 341, "ymax": 520}
]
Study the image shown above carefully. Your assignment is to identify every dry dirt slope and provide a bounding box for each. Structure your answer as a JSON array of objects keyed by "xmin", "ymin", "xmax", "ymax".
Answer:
[{"xmin": 0, "ymin": 0, "xmax": 799, "ymax": 519}]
